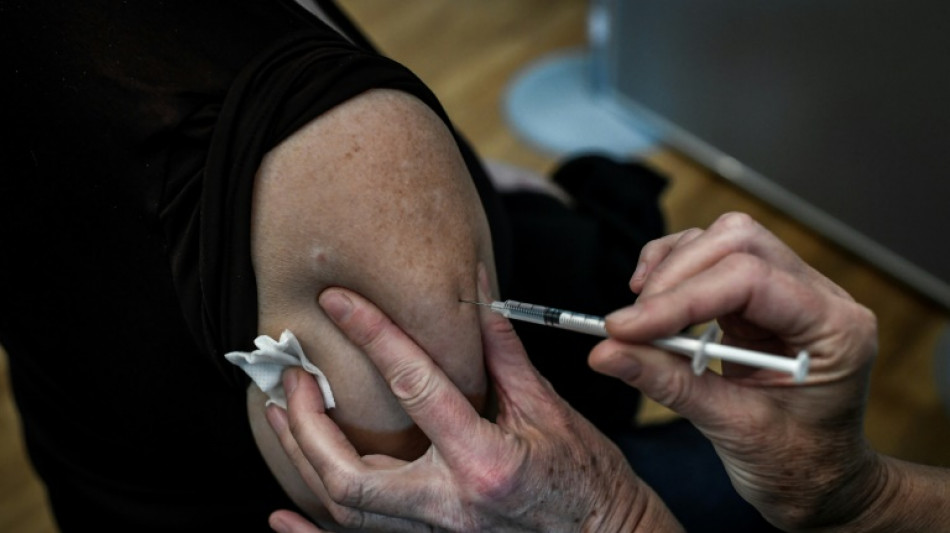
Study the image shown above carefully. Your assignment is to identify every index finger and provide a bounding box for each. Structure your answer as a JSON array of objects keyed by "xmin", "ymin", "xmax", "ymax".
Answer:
[
  {"xmin": 636, "ymin": 212, "xmax": 848, "ymax": 300},
  {"xmin": 318, "ymin": 287, "xmax": 488, "ymax": 465}
]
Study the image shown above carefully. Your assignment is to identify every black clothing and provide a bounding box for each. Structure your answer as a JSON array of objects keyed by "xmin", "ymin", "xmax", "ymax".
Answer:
[
  {"xmin": 503, "ymin": 156, "xmax": 666, "ymax": 432},
  {"xmin": 1, "ymin": 1, "xmax": 510, "ymax": 529}
]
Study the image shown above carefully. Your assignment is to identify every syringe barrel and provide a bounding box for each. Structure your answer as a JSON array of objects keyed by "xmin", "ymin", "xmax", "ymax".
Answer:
[
  {"xmin": 496, "ymin": 300, "xmax": 558, "ymax": 326},
  {"xmin": 501, "ymin": 301, "xmax": 607, "ymax": 337}
]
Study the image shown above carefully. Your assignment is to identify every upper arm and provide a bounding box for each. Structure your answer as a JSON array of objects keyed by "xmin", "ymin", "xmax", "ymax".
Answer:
[{"xmin": 245, "ymin": 89, "xmax": 496, "ymax": 515}]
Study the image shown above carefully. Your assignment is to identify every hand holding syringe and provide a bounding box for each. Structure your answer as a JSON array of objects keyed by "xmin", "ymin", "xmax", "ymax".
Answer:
[{"xmin": 462, "ymin": 299, "xmax": 809, "ymax": 382}]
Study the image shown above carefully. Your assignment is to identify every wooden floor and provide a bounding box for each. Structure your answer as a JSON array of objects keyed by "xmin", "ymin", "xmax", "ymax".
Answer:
[{"xmin": 3, "ymin": 1, "xmax": 948, "ymax": 530}]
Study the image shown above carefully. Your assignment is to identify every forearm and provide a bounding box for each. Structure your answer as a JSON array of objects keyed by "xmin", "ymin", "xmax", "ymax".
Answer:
[
  {"xmin": 589, "ymin": 480, "xmax": 683, "ymax": 533},
  {"xmin": 572, "ymin": 432, "xmax": 683, "ymax": 533},
  {"xmin": 827, "ymin": 455, "xmax": 950, "ymax": 532}
]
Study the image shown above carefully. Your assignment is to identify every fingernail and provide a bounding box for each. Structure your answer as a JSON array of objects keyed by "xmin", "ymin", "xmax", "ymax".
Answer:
[
  {"xmin": 265, "ymin": 403, "xmax": 288, "ymax": 434},
  {"xmin": 319, "ymin": 289, "xmax": 354, "ymax": 323},
  {"xmin": 269, "ymin": 514, "xmax": 290, "ymax": 533},
  {"xmin": 283, "ymin": 368, "xmax": 299, "ymax": 397},
  {"xmin": 631, "ymin": 261, "xmax": 646, "ymax": 283}
]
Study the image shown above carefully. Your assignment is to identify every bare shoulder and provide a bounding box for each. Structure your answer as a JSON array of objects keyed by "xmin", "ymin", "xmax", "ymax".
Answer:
[{"xmin": 251, "ymin": 89, "xmax": 492, "ymax": 313}]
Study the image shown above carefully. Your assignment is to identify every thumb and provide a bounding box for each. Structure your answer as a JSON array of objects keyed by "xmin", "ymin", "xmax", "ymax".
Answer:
[
  {"xmin": 479, "ymin": 306, "xmax": 535, "ymax": 382},
  {"xmin": 269, "ymin": 510, "xmax": 329, "ymax": 533},
  {"xmin": 474, "ymin": 265, "xmax": 555, "ymax": 415},
  {"xmin": 480, "ymin": 307, "xmax": 566, "ymax": 426}
]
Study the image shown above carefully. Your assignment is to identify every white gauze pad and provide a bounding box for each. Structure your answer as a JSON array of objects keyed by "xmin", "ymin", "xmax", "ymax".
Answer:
[{"xmin": 225, "ymin": 329, "xmax": 335, "ymax": 410}]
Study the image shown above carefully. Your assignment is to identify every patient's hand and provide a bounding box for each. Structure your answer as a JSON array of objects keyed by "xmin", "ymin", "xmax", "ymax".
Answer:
[{"xmin": 245, "ymin": 89, "xmax": 497, "ymax": 524}]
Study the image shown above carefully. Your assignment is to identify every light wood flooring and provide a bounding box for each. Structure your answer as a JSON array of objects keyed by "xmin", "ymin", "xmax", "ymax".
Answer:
[{"xmin": 3, "ymin": 1, "xmax": 948, "ymax": 530}]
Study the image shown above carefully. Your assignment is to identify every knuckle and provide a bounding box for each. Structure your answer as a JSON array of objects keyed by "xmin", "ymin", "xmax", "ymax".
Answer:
[
  {"xmin": 323, "ymin": 466, "xmax": 367, "ymax": 508},
  {"xmin": 718, "ymin": 251, "xmax": 770, "ymax": 279},
  {"xmin": 714, "ymin": 211, "xmax": 758, "ymax": 233},
  {"xmin": 465, "ymin": 451, "xmax": 522, "ymax": 501},
  {"xmin": 389, "ymin": 360, "xmax": 438, "ymax": 406},
  {"xmin": 711, "ymin": 212, "xmax": 768, "ymax": 247},
  {"xmin": 471, "ymin": 468, "xmax": 514, "ymax": 501},
  {"xmin": 350, "ymin": 307, "xmax": 391, "ymax": 351}
]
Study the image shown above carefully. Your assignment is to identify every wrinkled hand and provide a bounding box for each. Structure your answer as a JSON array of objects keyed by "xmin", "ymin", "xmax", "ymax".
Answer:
[
  {"xmin": 265, "ymin": 270, "xmax": 680, "ymax": 532},
  {"xmin": 589, "ymin": 212, "xmax": 883, "ymax": 530}
]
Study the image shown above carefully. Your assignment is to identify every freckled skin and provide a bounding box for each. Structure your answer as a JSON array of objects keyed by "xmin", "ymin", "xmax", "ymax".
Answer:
[{"xmin": 245, "ymin": 89, "xmax": 496, "ymax": 521}]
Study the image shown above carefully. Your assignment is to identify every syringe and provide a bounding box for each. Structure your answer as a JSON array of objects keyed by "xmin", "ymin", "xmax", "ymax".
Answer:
[{"xmin": 462, "ymin": 299, "xmax": 809, "ymax": 383}]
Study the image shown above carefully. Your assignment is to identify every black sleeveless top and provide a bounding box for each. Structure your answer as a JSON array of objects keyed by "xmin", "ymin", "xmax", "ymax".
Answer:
[{"xmin": 0, "ymin": 1, "xmax": 511, "ymax": 529}]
